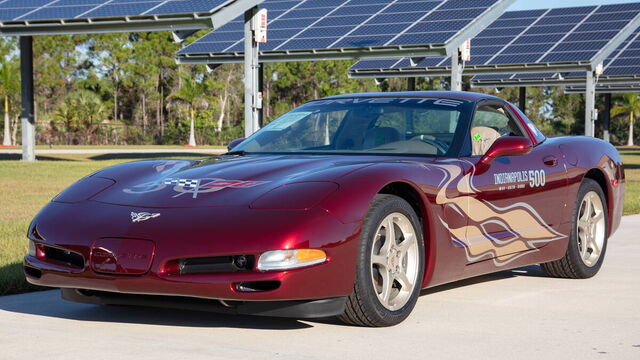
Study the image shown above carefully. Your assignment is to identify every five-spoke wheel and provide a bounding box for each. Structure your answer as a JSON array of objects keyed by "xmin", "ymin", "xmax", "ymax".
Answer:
[
  {"xmin": 576, "ymin": 191, "xmax": 606, "ymax": 267},
  {"xmin": 370, "ymin": 213, "xmax": 420, "ymax": 311},
  {"xmin": 340, "ymin": 195, "xmax": 424, "ymax": 327},
  {"xmin": 542, "ymin": 178, "xmax": 609, "ymax": 278}
]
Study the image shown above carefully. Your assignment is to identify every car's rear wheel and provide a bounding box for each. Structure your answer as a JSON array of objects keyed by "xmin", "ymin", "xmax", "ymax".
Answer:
[
  {"xmin": 339, "ymin": 194, "xmax": 424, "ymax": 327},
  {"xmin": 541, "ymin": 178, "xmax": 608, "ymax": 279}
]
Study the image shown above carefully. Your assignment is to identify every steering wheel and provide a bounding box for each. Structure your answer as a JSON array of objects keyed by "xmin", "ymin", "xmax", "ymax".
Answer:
[{"xmin": 410, "ymin": 135, "xmax": 448, "ymax": 155}]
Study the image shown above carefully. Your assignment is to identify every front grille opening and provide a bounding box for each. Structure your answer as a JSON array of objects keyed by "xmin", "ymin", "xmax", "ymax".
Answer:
[
  {"xmin": 24, "ymin": 266, "xmax": 42, "ymax": 279},
  {"xmin": 236, "ymin": 281, "xmax": 281, "ymax": 293},
  {"xmin": 166, "ymin": 255, "xmax": 255, "ymax": 275},
  {"xmin": 43, "ymin": 246, "xmax": 85, "ymax": 269}
]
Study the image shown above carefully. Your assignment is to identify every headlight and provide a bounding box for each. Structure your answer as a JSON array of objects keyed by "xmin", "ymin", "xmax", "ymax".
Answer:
[
  {"xmin": 53, "ymin": 176, "xmax": 115, "ymax": 203},
  {"xmin": 257, "ymin": 249, "xmax": 327, "ymax": 271},
  {"xmin": 28, "ymin": 239, "xmax": 36, "ymax": 257},
  {"xmin": 250, "ymin": 182, "xmax": 338, "ymax": 210}
]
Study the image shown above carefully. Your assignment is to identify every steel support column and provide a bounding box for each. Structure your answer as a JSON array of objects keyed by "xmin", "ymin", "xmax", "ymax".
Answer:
[
  {"xmin": 585, "ymin": 71, "xmax": 596, "ymax": 137},
  {"xmin": 20, "ymin": 36, "xmax": 35, "ymax": 162},
  {"xmin": 603, "ymin": 93, "xmax": 611, "ymax": 143},
  {"xmin": 244, "ymin": 7, "xmax": 260, "ymax": 138},
  {"xmin": 450, "ymin": 49, "xmax": 463, "ymax": 92},
  {"xmin": 258, "ymin": 63, "xmax": 264, "ymax": 127},
  {"xmin": 407, "ymin": 77, "xmax": 416, "ymax": 91},
  {"xmin": 519, "ymin": 87, "xmax": 526, "ymax": 114}
]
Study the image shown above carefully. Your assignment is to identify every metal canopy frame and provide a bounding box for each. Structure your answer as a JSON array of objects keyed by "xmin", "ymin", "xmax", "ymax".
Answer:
[
  {"xmin": 0, "ymin": 0, "xmax": 261, "ymax": 36},
  {"xmin": 347, "ymin": 5, "xmax": 640, "ymax": 139},
  {"xmin": 349, "ymin": 60, "xmax": 601, "ymax": 78},
  {"xmin": 177, "ymin": 0, "xmax": 515, "ymax": 64},
  {"xmin": 471, "ymin": 74, "xmax": 640, "ymax": 88},
  {"xmin": 564, "ymin": 83, "xmax": 640, "ymax": 94},
  {"xmin": 1, "ymin": 0, "xmax": 263, "ymax": 162},
  {"xmin": 178, "ymin": 0, "xmax": 516, "ymax": 93}
]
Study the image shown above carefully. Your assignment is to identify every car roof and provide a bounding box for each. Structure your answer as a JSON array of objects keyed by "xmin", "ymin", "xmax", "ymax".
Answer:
[{"xmin": 320, "ymin": 91, "xmax": 502, "ymax": 102}]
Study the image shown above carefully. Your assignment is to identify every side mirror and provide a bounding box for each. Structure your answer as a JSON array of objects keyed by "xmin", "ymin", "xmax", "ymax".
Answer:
[
  {"xmin": 227, "ymin": 138, "xmax": 246, "ymax": 151},
  {"xmin": 480, "ymin": 136, "xmax": 533, "ymax": 164}
]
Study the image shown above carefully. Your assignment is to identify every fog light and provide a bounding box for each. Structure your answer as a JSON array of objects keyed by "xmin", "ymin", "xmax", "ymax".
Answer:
[{"xmin": 257, "ymin": 249, "xmax": 326, "ymax": 271}]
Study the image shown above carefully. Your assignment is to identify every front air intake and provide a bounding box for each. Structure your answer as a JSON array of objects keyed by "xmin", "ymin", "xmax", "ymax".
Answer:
[
  {"xmin": 236, "ymin": 281, "xmax": 281, "ymax": 292},
  {"xmin": 43, "ymin": 246, "xmax": 85, "ymax": 269},
  {"xmin": 165, "ymin": 255, "xmax": 255, "ymax": 275}
]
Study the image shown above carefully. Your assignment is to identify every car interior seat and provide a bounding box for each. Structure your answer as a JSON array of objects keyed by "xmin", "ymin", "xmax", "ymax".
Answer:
[
  {"xmin": 362, "ymin": 127, "xmax": 401, "ymax": 149},
  {"xmin": 471, "ymin": 126, "xmax": 502, "ymax": 156}
]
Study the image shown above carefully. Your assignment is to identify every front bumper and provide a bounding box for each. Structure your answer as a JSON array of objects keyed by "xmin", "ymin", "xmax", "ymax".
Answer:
[
  {"xmin": 24, "ymin": 201, "xmax": 360, "ymax": 305},
  {"xmin": 61, "ymin": 288, "xmax": 347, "ymax": 318}
]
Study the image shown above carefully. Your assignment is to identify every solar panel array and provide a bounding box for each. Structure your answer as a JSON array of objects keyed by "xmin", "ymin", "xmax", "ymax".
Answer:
[
  {"xmin": 179, "ymin": 0, "xmax": 503, "ymax": 56},
  {"xmin": 0, "ymin": 0, "xmax": 232, "ymax": 22},
  {"xmin": 472, "ymin": 29, "xmax": 640, "ymax": 85},
  {"xmin": 564, "ymin": 83, "xmax": 640, "ymax": 93},
  {"xmin": 351, "ymin": 3, "xmax": 640, "ymax": 75}
]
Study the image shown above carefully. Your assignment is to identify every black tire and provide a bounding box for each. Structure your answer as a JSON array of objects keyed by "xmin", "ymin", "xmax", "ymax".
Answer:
[
  {"xmin": 339, "ymin": 194, "xmax": 425, "ymax": 327},
  {"xmin": 541, "ymin": 178, "xmax": 608, "ymax": 279}
]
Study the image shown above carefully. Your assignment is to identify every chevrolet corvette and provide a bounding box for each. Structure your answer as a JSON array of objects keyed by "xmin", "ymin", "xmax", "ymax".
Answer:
[{"xmin": 24, "ymin": 91, "xmax": 625, "ymax": 326}]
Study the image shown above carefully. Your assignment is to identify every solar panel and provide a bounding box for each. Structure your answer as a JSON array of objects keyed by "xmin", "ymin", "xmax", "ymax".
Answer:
[
  {"xmin": 564, "ymin": 83, "xmax": 640, "ymax": 94},
  {"xmin": 0, "ymin": 0, "xmax": 242, "ymax": 22},
  {"xmin": 177, "ymin": 0, "xmax": 515, "ymax": 63},
  {"xmin": 471, "ymin": 29, "xmax": 640, "ymax": 87},
  {"xmin": 0, "ymin": 0, "xmax": 264, "ymax": 36},
  {"xmin": 349, "ymin": 4, "xmax": 640, "ymax": 78}
]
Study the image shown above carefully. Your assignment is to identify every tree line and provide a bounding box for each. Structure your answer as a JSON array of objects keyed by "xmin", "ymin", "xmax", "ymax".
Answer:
[{"xmin": 0, "ymin": 33, "xmax": 638, "ymax": 147}]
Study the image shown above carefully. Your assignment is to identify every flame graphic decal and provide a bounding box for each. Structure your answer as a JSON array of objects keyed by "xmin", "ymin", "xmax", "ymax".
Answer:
[{"xmin": 432, "ymin": 160, "xmax": 566, "ymax": 266}]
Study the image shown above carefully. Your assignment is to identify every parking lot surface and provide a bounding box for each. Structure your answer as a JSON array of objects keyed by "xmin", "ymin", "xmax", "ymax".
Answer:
[{"xmin": 1, "ymin": 215, "xmax": 639, "ymax": 360}]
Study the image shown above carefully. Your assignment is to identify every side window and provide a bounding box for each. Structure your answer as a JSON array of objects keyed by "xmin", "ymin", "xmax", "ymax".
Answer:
[{"xmin": 470, "ymin": 105, "xmax": 524, "ymax": 156}]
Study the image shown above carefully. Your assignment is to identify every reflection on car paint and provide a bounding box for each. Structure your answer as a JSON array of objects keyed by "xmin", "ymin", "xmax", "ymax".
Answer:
[{"xmin": 123, "ymin": 178, "xmax": 270, "ymax": 199}]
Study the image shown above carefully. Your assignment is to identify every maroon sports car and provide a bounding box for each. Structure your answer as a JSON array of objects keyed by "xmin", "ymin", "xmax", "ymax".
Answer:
[{"xmin": 25, "ymin": 91, "xmax": 625, "ymax": 326}]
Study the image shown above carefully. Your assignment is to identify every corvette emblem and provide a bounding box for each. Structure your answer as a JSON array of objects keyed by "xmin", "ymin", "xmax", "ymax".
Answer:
[
  {"xmin": 124, "ymin": 178, "xmax": 269, "ymax": 199},
  {"xmin": 131, "ymin": 212, "xmax": 161, "ymax": 223}
]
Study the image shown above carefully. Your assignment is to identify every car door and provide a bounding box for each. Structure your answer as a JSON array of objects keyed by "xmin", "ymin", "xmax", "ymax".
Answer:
[{"xmin": 459, "ymin": 101, "xmax": 567, "ymax": 267}]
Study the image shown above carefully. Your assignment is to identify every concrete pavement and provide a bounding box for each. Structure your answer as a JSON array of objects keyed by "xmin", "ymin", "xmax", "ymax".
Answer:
[{"xmin": 1, "ymin": 215, "xmax": 639, "ymax": 360}]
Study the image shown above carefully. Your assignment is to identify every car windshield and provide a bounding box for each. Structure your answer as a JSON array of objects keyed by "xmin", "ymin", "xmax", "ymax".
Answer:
[{"xmin": 234, "ymin": 97, "xmax": 474, "ymax": 156}]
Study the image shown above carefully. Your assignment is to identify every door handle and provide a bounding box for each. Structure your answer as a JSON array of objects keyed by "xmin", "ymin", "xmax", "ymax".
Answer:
[{"xmin": 543, "ymin": 155, "xmax": 558, "ymax": 167}]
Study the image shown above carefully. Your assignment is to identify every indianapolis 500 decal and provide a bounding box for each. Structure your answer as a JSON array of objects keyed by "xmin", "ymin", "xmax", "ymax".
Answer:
[{"xmin": 431, "ymin": 160, "xmax": 565, "ymax": 267}]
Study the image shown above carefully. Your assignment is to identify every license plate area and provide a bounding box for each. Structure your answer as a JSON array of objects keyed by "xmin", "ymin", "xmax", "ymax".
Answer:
[{"xmin": 90, "ymin": 238, "xmax": 155, "ymax": 275}]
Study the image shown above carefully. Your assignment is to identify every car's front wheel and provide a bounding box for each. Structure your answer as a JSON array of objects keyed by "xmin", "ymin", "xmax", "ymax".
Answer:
[
  {"xmin": 541, "ymin": 178, "xmax": 608, "ymax": 278},
  {"xmin": 339, "ymin": 194, "xmax": 424, "ymax": 327}
]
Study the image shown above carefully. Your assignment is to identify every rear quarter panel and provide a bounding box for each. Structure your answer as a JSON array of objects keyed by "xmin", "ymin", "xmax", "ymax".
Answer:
[{"xmin": 556, "ymin": 136, "xmax": 625, "ymax": 237}]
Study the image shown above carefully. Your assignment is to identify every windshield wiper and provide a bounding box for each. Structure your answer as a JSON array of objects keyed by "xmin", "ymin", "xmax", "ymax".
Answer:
[{"xmin": 225, "ymin": 150, "xmax": 249, "ymax": 156}]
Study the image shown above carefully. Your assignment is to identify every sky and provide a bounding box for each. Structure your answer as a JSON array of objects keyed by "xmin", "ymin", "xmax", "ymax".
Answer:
[{"xmin": 510, "ymin": 0, "xmax": 640, "ymax": 10}]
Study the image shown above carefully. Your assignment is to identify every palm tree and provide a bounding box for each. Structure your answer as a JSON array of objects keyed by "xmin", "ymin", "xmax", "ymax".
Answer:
[
  {"xmin": 0, "ymin": 61, "xmax": 19, "ymax": 146},
  {"xmin": 611, "ymin": 93, "xmax": 640, "ymax": 146},
  {"xmin": 168, "ymin": 74, "xmax": 209, "ymax": 147},
  {"xmin": 54, "ymin": 90, "xmax": 108, "ymax": 144}
]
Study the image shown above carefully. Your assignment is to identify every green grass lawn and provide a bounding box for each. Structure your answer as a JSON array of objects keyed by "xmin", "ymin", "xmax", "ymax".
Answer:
[
  {"xmin": 32, "ymin": 145, "xmax": 226, "ymax": 150},
  {"xmin": 619, "ymin": 147, "xmax": 640, "ymax": 216},
  {"xmin": 0, "ymin": 152, "xmax": 212, "ymax": 296},
  {"xmin": 1, "ymin": 148, "xmax": 639, "ymax": 296}
]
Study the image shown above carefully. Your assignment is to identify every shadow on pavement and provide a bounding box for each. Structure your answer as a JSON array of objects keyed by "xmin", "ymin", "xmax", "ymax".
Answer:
[
  {"xmin": 0, "ymin": 265, "xmax": 549, "ymax": 329},
  {"xmin": 0, "ymin": 154, "xmax": 77, "ymax": 161},
  {"xmin": 0, "ymin": 290, "xmax": 313, "ymax": 330},
  {"xmin": 421, "ymin": 265, "xmax": 548, "ymax": 296}
]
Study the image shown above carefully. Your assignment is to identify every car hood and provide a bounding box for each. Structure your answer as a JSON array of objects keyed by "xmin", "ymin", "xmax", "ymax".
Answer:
[{"xmin": 90, "ymin": 155, "xmax": 384, "ymax": 208}]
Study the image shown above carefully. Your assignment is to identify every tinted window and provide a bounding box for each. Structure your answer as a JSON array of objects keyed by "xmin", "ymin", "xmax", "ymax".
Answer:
[
  {"xmin": 235, "ymin": 97, "xmax": 474, "ymax": 156},
  {"xmin": 470, "ymin": 105, "xmax": 524, "ymax": 156}
]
